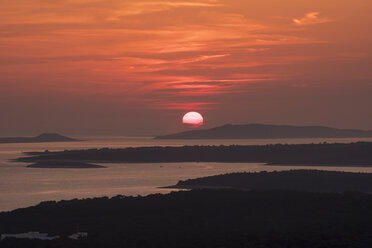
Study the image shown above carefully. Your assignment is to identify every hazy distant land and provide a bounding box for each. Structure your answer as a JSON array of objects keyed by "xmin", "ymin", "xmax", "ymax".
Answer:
[
  {"xmin": 169, "ymin": 170, "xmax": 372, "ymax": 192},
  {"xmin": 16, "ymin": 142, "xmax": 372, "ymax": 166},
  {"xmin": 0, "ymin": 133, "xmax": 79, "ymax": 144},
  {"xmin": 155, "ymin": 124, "xmax": 372, "ymax": 139}
]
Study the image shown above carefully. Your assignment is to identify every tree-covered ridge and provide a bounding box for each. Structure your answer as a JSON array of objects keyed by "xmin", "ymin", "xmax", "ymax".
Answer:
[
  {"xmin": 2, "ymin": 189, "xmax": 372, "ymax": 247},
  {"xmin": 172, "ymin": 170, "xmax": 372, "ymax": 192}
]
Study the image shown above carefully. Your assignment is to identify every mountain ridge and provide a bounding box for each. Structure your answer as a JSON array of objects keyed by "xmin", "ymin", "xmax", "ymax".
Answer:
[{"xmin": 155, "ymin": 123, "xmax": 372, "ymax": 139}]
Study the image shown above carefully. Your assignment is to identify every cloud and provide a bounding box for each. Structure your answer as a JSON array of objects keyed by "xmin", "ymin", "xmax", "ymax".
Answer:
[
  {"xmin": 293, "ymin": 12, "xmax": 331, "ymax": 26},
  {"xmin": 153, "ymin": 102, "xmax": 217, "ymax": 110},
  {"xmin": 108, "ymin": 1, "xmax": 223, "ymax": 20},
  {"xmin": 1, "ymin": 0, "xmax": 369, "ymax": 116}
]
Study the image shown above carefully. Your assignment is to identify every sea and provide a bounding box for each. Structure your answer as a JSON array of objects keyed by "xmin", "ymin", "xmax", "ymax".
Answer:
[{"xmin": 1, "ymin": 136, "xmax": 372, "ymax": 212}]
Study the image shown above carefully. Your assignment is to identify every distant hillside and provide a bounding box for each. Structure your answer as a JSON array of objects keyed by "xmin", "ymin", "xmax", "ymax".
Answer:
[
  {"xmin": 155, "ymin": 124, "xmax": 372, "ymax": 139},
  {"xmin": 0, "ymin": 133, "xmax": 79, "ymax": 144}
]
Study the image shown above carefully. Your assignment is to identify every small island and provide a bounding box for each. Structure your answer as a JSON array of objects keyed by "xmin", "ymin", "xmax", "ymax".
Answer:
[
  {"xmin": 0, "ymin": 133, "xmax": 79, "ymax": 144},
  {"xmin": 27, "ymin": 161, "xmax": 105, "ymax": 169}
]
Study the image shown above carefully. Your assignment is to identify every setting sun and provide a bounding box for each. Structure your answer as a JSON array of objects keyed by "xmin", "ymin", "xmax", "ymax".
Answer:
[{"xmin": 182, "ymin": 112, "xmax": 204, "ymax": 127}]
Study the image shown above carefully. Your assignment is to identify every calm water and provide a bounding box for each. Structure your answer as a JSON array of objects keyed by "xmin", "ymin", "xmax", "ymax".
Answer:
[{"xmin": 1, "ymin": 136, "xmax": 372, "ymax": 212}]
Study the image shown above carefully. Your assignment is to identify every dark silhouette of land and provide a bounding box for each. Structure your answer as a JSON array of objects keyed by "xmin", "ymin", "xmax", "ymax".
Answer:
[
  {"xmin": 16, "ymin": 142, "xmax": 372, "ymax": 166},
  {"xmin": 2, "ymin": 189, "xmax": 372, "ymax": 247},
  {"xmin": 27, "ymin": 161, "xmax": 105, "ymax": 169},
  {"xmin": 169, "ymin": 170, "xmax": 372, "ymax": 192},
  {"xmin": 0, "ymin": 133, "xmax": 79, "ymax": 144},
  {"xmin": 155, "ymin": 123, "xmax": 372, "ymax": 139}
]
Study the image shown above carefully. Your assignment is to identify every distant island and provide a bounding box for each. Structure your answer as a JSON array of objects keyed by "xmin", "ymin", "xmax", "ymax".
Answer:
[
  {"xmin": 0, "ymin": 133, "xmax": 79, "ymax": 144},
  {"xmin": 169, "ymin": 170, "xmax": 372, "ymax": 193},
  {"xmin": 15, "ymin": 142, "xmax": 372, "ymax": 166},
  {"xmin": 27, "ymin": 161, "xmax": 105, "ymax": 169},
  {"xmin": 155, "ymin": 124, "xmax": 372, "ymax": 139}
]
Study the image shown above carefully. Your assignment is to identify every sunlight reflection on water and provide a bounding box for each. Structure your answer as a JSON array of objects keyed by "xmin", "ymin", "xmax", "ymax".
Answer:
[{"xmin": 1, "ymin": 136, "xmax": 372, "ymax": 211}]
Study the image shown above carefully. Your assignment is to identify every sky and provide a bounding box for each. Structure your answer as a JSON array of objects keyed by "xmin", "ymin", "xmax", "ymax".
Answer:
[{"xmin": 0, "ymin": 0, "xmax": 371, "ymax": 136}]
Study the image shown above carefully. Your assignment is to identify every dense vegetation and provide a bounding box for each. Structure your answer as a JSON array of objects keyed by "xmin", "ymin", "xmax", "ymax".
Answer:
[
  {"xmin": 2, "ymin": 189, "xmax": 372, "ymax": 247},
  {"xmin": 17, "ymin": 142, "xmax": 372, "ymax": 165},
  {"xmin": 172, "ymin": 170, "xmax": 372, "ymax": 192}
]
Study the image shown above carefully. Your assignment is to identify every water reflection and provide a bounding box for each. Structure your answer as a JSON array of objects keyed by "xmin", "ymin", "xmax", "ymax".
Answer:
[{"xmin": 1, "ymin": 136, "xmax": 372, "ymax": 211}]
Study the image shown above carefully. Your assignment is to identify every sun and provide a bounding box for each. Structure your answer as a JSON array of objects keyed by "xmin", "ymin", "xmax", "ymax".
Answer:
[{"xmin": 182, "ymin": 112, "xmax": 204, "ymax": 127}]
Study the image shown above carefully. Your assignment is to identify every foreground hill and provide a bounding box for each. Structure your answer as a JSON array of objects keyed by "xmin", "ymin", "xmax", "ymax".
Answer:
[
  {"xmin": 16, "ymin": 142, "xmax": 372, "ymax": 166},
  {"xmin": 0, "ymin": 133, "xmax": 79, "ymax": 144},
  {"xmin": 155, "ymin": 123, "xmax": 372, "ymax": 139},
  {"xmin": 170, "ymin": 170, "xmax": 372, "ymax": 192},
  {"xmin": 2, "ymin": 189, "xmax": 372, "ymax": 247}
]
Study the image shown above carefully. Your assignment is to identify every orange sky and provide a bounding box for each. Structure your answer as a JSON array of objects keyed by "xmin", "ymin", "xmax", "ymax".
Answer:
[{"xmin": 0, "ymin": 0, "xmax": 371, "ymax": 135}]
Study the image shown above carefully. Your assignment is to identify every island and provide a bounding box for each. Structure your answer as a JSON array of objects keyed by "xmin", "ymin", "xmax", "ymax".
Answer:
[
  {"xmin": 27, "ymin": 161, "xmax": 105, "ymax": 169},
  {"xmin": 168, "ymin": 170, "xmax": 372, "ymax": 192},
  {"xmin": 0, "ymin": 133, "xmax": 80, "ymax": 144},
  {"xmin": 15, "ymin": 142, "xmax": 372, "ymax": 166},
  {"xmin": 155, "ymin": 123, "xmax": 372, "ymax": 139}
]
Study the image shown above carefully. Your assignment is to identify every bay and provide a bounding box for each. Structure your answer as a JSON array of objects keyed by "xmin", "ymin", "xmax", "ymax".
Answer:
[{"xmin": 1, "ymin": 136, "xmax": 372, "ymax": 211}]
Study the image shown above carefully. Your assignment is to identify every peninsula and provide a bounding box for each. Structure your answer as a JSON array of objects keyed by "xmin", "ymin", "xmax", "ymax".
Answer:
[
  {"xmin": 169, "ymin": 170, "xmax": 372, "ymax": 193},
  {"xmin": 27, "ymin": 161, "xmax": 105, "ymax": 169}
]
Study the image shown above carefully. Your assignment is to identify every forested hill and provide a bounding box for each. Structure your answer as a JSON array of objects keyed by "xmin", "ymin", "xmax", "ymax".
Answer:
[
  {"xmin": 2, "ymin": 190, "xmax": 372, "ymax": 247},
  {"xmin": 171, "ymin": 170, "xmax": 372, "ymax": 192}
]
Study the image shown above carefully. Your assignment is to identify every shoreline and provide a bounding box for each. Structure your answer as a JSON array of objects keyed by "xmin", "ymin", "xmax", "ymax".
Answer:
[{"xmin": 26, "ymin": 161, "xmax": 106, "ymax": 169}]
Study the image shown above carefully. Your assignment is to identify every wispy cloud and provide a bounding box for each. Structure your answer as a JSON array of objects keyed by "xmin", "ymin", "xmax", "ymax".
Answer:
[
  {"xmin": 154, "ymin": 102, "xmax": 217, "ymax": 110},
  {"xmin": 108, "ymin": 1, "xmax": 223, "ymax": 20},
  {"xmin": 1, "ymin": 0, "xmax": 369, "ymax": 114},
  {"xmin": 293, "ymin": 12, "xmax": 331, "ymax": 26}
]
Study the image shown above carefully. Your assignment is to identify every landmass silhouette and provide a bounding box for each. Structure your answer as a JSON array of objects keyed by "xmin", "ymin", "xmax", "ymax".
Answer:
[
  {"xmin": 27, "ymin": 161, "xmax": 105, "ymax": 169},
  {"xmin": 169, "ymin": 170, "xmax": 372, "ymax": 192},
  {"xmin": 2, "ymin": 188, "xmax": 372, "ymax": 247},
  {"xmin": 155, "ymin": 123, "xmax": 372, "ymax": 139},
  {"xmin": 0, "ymin": 133, "xmax": 79, "ymax": 144},
  {"xmin": 16, "ymin": 142, "xmax": 372, "ymax": 166}
]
